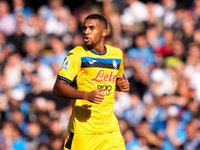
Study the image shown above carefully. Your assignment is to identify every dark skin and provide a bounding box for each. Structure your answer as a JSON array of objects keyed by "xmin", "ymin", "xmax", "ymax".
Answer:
[
  {"xmin": 83, "ymin": 19, "xmax": 107, "ymax": 54},
  {"xmin": 53, "ymin": 19, "xmax": 130, "ymax": 104}
]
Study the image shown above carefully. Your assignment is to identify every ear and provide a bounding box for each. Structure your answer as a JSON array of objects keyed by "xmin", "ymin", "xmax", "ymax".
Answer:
[{"xmin": 102, "ymin": 29, "xmax": 107, "ymax": 38}]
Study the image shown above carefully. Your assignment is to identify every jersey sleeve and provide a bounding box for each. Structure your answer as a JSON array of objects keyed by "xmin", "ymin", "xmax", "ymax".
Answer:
[
  {"xmin": 57, "ymin": 50, "xmax": 81, "ymax": 83},
  {"xmin": 117, "ymin": 51, "xmax": 124, "ymax": 78}
]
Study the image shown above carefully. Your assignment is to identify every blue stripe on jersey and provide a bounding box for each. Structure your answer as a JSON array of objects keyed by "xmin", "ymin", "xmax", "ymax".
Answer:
[
  {"xmin": 57, "ymin": 75, "xmax": 72, "ymax": 83},
  {"xmin": 81, "ymin": 57, "xmax": 121, "ymax": 65}
]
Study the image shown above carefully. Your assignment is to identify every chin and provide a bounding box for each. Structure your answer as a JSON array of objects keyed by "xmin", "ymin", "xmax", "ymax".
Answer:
[{"xmin": 85, "ymin": 43, "xmax": 93, "ymax": 49}]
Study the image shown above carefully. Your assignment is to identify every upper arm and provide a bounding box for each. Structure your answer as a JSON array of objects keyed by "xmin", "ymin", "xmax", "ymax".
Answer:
[
  {"xmin": 53, "ymin": 50, "xmax": 81, "ymax": 97},
  {"xmin": 53, "ymin": 78, "xmax": 70, "ymax": 96}
]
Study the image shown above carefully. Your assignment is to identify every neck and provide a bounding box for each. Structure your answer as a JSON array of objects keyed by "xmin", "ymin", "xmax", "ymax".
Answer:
[
  {"xmin": 86, "ymin": 41, "xmax": 105, "ymax": 54},
  {"xmin": 92, "ymin": 44, "xmax": 105, "ymax": 54}
]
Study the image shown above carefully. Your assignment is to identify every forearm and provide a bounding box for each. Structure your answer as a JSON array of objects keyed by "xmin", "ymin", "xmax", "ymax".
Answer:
[
  {"xmin": 53, "ymin": 78, "xmax": 87, "ymax": 100},
  {"xmin": 53, "ymin": 78, "xmax": 105, "ymax": 104},
  {"xmin": 115, "ymin": 82, "xmax": 121, "ymax": 91}
]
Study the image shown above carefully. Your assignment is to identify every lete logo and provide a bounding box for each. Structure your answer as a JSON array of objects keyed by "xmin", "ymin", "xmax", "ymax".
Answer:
[{"xmin": 91, "ymin": 69, "xmax": 117, "ymax": 82}]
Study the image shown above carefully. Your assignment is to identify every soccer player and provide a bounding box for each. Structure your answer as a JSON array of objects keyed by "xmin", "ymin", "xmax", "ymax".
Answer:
[{"xmin": 53, "ymin": 14, "xmax": 130, "ymax": 150}]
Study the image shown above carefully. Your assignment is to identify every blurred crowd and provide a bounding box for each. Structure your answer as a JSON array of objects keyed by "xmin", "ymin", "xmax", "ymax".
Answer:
[{"xmin": 1, "ymin": 0, "xmax": 200, "ymax": 149}]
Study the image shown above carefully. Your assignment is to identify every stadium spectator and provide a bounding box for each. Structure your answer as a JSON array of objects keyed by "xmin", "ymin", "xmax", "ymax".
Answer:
[
  {"xmin": 160, "ymin": 0, "xmax": 176, "ymax": 28},
  {"xmin": 12, "ymin": 0, "xmax": 32, "ymax": 20},
  {"xmin": 44, "ymin": 6, "xmax": 71, "ymax": 37},
  {"xmin": 0, "ymin": 1, "xmax": 17, "ymax": 36},
  {"xmin": 38, "ymin": 0, "xmax": 64, "ymax": 21},
  {"xmin": 164, "ymin": 39, "xmax": 186, "ymax": 68},
  {"xmin": 127, "ymin": 33, "xmax": 156, "ymax": 96},
  {"xmin": 123, "ymin": 127, "xmax": 140, "ymax": 150},
  {"xmin": 179, "ymin": 120, "xmax": 200, "ymax": 150},
  {"xmin": 120, "ymin": 0, "xmax": 149, "ymax": 26},
  {"xmin": 123, "ymin": 93, "xmax": 145, "ymax": 128}
]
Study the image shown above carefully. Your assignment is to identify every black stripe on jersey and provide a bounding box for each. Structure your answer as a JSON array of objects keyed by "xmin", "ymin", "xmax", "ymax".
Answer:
[
  {"xmin": 81, "ymin": 62, "xmax": 120, "ymax": 69},
  {"xmin": 65, "ymin": 132, "xmax": 74, "ymax": 149},
  {"xmin": 69, "ymin": 76, "xmax": 77, "ymax": 90}
]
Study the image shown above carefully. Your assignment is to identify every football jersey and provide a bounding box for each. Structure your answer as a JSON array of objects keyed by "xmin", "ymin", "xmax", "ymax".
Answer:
[{"xmin": 57, "ymin": 44, "xmax": 124, "ymax": 133}]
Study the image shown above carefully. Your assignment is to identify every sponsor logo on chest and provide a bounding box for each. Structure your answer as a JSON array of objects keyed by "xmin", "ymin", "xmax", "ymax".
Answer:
[{"xmin": 91, "ymin": 69, "xmax": 117, "ymax": 83}]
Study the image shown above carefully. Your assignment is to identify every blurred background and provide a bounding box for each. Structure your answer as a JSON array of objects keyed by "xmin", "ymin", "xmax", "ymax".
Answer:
[{"xmin": 0, "ymin": 0, "xmax": 200, "ymax": 149}]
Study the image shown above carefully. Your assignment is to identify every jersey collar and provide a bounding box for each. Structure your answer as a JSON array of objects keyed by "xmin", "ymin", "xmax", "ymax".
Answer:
[{"xmin": 90, "ymin": 45, "xmax": 107, "ymax": 55}]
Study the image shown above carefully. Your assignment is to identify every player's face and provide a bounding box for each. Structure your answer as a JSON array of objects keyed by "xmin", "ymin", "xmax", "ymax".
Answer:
[{"xmin": 83, "ymin": 19, "xmax": 106, "ymax": 48}]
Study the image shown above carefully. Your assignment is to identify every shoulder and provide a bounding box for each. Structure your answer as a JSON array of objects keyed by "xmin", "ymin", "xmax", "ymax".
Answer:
[
  {"xmin": 68, "ymin": 45, "xmax": 86, "ymax": 56},
  {"xmin": 105, "ymin": 44, "xmax": 123, "ymax": 55},
  {"xmin": 105, "ymin": 44, "xmax": 121, "ymax": 51},
  {"xmin": 71, "ymin": 45, "xmax": 86, "ymax": 52}
]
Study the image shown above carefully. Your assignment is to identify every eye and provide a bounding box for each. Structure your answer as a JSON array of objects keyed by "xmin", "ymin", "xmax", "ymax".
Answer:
[
  {"xmin": 82, "ymin": 26, "xmax": 86, "ymax": 30},
  {"xmin": 90, "ymin": 26, "xmax": 95, "ymax": 30}
]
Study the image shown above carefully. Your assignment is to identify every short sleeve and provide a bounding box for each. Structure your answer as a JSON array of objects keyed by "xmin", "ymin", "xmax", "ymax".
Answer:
[
  {"xmin": 57, "ymin": 50, "xmax": 81, "ymax": 83},
  {"xmin": 117, "ymin": 51, "xmax": 124, "ymax": 78}
]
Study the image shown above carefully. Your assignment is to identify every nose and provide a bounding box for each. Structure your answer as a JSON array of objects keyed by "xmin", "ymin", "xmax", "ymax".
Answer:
[{"xmin": 84, "ymin": 28, "xmax": 90, "ymax": 35}]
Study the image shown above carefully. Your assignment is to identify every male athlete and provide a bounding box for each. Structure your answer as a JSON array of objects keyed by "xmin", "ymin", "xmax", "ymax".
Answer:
[{"xmin": 53, "ymin": 14, "xmax": 130, "ymax": 150}]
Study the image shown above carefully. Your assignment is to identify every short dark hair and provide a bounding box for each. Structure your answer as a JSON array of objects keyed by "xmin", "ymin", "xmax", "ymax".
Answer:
[{"xmin": 84, "ymin": 14, "xmax": 107, "ymax": 29}]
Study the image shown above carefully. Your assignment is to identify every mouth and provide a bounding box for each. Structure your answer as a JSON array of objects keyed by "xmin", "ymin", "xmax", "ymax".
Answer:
[{"xmin": 84, "ymin": 36, "xmax": 90, "ymax": 43}]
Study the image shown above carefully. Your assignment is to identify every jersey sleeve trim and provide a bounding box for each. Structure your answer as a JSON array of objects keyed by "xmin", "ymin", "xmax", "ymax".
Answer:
[{"xmin": 57, "ymin": 75, "xmax": 72, "ymax": 83}]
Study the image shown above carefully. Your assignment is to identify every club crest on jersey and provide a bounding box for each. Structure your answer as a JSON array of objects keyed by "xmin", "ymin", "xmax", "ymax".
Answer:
[
  {"xmin": 62, "ymin": 59, "xmax": 70, "ymax": 70},
  {"xmin": 113, "ymin": 60, "xmax": 117, "ymax": 69}
]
